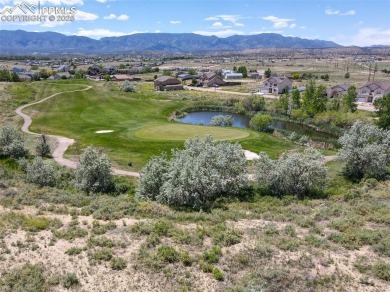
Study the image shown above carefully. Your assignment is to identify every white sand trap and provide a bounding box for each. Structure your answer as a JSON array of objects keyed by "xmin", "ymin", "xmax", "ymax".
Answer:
[
  {"xmin": 95, "ymin": 130, "xmax": 114, "ymax": 134},
  {"xmin": 244, "ymin": 150, "xmax": 259, "ymax": 160}
]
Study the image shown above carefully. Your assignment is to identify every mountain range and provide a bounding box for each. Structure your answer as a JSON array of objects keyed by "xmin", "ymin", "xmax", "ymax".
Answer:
[{"xmin": 0, "ymin": 30, "xmax": 341, "ymax": 54}]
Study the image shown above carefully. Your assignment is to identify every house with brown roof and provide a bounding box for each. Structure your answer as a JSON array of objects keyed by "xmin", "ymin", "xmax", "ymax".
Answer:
[
  {"xmin": 110, "ymin": 74, "xmax": 135, "ymax": 81},
  {"xmin": 260, "ymin": 76, "xmax": 292, "ymax": 94},
  {"xmin": 357, "ymin": 81, "xmax": 390, "ymax": 102},
  {"xmin": 326, "ymin": 84, "xmax": 351, "ymax": 98},
  {"xmin": 154, "ymin": 76, "xmax": 183, "ymax": 91},
  {"xmin": 198, "ymin": 73, "xmax": 225, "ymax": 87}
]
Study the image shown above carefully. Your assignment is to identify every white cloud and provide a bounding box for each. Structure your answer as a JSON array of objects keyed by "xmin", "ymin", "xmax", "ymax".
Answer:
[
  {"xmin": 74, "ymin": 28, "xmax": 145, "ymax": 38},
  {"xmin": 325, "ymin": 9, "xmax": 356, "ymax": 16},
  {"xmin": 212, "ymin": 21, "xmax": 223, "ymax": 27},
  {"xmin": 75, "ymin": 10, "xmax": 98, "ymax": 21},
  {"xmin": 193, "ymin": 29, "xmax": 244, "ymax": 37},
  {"xmin": 325, "ymin": 9, "xmax": 339, "ymax": 15},
  {"xmin": 262, "ymin": 15, "xmax": 296, "ymax": 28},
  {"xmin": 341, "ymin": 10, "xmax": 355, "ymax": 16},
  {"xmin": 205, "ymin": 16, "xmax": 219, "ymax": 21},
  {"xmin": 332, "ymin": 27, "xmax": 390, "ymax": 46},
  {"xmin": 103, "ymin": 13, "xmax": 116, "ymax": 20},
  {"xmin": 155, "ymin": 29, "xmax": 161, "ymax": 33},
  {"xmin": 170, "ymin": 20, "xmax": 181, "ymax": 24},
  {"xmin": 96, "ymin": 0, "xmax": 106, "ymax": 2},
  {"xmin": 103, "ymin": 13, "xmax": 128, "ymax": 20},
  {"xmin": 117, "ymin": 14, "xmax": 128, "ymax": 21},
  {"xmin": 205, "ymin": 15, "xmax": 246, "ymax": 27}
]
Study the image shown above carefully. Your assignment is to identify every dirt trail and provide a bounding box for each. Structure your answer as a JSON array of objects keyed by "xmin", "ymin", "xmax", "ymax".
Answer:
[{"xmin": 15, "ymin": 85, "xmax": 140, "ymax": 177}]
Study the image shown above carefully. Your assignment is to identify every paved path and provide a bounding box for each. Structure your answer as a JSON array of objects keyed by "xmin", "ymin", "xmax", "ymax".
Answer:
[{"xmin": 15, "ymin": 85, "xmax": 140, "ymax": 177}]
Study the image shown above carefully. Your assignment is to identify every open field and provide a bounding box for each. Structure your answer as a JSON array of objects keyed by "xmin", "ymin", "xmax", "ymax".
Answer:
[
  {"xmin": 1, "ymin": 157, "xmax": 390, "ymax": 291},
  {"xmin": 2, "ymin": 80, "xmax": 301, "ymax": 170}
]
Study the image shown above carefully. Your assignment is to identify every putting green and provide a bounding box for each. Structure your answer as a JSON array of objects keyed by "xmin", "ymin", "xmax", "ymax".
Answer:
[{"xmin": 135, "ymin": 123, "xmax": 250, "ymax": 141}]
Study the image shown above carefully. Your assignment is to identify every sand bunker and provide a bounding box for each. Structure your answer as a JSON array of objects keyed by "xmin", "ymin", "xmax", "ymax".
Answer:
[
  {"xmin": 244, "ymin": 150, "xmax": 259, "ymax": 160},
  {"xmin": 95, "ymin": 130, "xmax": 114, "ymax": 134}
]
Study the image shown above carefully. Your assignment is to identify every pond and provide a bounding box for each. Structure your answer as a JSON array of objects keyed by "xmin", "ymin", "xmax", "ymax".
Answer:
[{"xmin": 176, "ymin": 111, "xmax": 337, "ymax": 142}]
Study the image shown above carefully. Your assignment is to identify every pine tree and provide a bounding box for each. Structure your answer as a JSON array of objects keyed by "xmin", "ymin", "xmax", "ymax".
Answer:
[{"xmin": 36, "ymin": 134, "xmax": 51, "ymax": 157}]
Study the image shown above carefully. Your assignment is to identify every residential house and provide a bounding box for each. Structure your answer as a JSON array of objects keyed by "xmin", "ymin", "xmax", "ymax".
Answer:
[
  {"xmin": 16, "ymin": 74, "xmax": 32, "ymax": 81},
  {"xmin": 221, "ymin": 69, "xmax": 233, "ymax": 78},
  {"xmin": 154, "ymin": 76, "xmax": 183, "ymax": 91},
  {"xmin": 326, "ymin": 84, "xmax": 351, "ymax": 98},
  {"xmin": 249, "ymin": 73, "xmax": 261, "ymax": 79},
  {"xmin": 110, "ymin": 74, "xmax": 135, "ymax": 81},
  {"xmin": 177, "ymin": 74, "xmax": 200, "ymax": 81},
  {"xmin": 357, "ymin": 81, "xmax": 390, "ymax": 102},
  {"xmin": 260, "ymin": 76, "xmax": 293, "ymax": 94},
  {"xmin": 11, "ymin": 67, "xmax": 27, "ymax": 73},
  {"xmin": 57, "ymin": 65, "xmax": 68, "ymax": 72},
  {"xmin": 198, "ymin": 73, "xmax": 225, "ymax": 87},
  {"xmin": 87, "ymin": 66, "xmax": 100, "ymax": 76},
  {"xmin": 104, "ymin": 66, "xmax": 117, "ymax": 75},
  {"xmin": 225, "ymin": 73, "xmax": 243, "ymax": 79},
  {"xmin": 53, "ymin": 72, "xmax": 71, "ymax": 79}
]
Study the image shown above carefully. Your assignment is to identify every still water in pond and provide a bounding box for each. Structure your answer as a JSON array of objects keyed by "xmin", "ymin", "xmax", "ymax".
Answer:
[{"xmin": 177, "ymin": 111, "xmax": 337, "ymax": 142}]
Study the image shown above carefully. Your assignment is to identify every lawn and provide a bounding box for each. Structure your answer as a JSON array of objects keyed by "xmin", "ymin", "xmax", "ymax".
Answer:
[
  {"xmin": 134, "ymin": 123, "xmax": 250, "ymax": 141},
  {"xmin": 22, "ymin": 80, "xmax": 298, "ymax": 170}
]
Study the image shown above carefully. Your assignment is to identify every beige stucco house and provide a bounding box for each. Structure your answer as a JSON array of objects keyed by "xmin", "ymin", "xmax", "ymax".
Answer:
[{"xmin": 260, "ymin": 77, "xmax": 292, "ymax": 94}]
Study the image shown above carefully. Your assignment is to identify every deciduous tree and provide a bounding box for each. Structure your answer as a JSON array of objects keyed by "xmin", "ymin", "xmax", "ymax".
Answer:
[
  {"xmin": 75, "ymin": 147, "xmax": 114, "ymax": 194},
  {"xmin": 338, "ymin": 121, "xmax": 390, "ymax": 181}
]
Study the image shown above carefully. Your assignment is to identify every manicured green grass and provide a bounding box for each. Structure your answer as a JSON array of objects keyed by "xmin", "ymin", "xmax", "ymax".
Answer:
[
  {"xmin": 22, "ymin": 80, "xmax": 298, "ymax": 169},
  {"xmin": 135, "ymin": 123, "xmax": 250, "ymax": 141}
]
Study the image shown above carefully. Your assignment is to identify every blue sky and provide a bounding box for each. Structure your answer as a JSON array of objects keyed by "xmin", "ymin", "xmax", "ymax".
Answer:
[{"xmin": 0, "ymin": 0, "xmax": 389, "ymax": 46}]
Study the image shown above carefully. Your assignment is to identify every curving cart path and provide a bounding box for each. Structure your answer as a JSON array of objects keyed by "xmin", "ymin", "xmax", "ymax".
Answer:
[{"xmin": 15, "ymin": 85, "xmax": 140, "ymax": 177}]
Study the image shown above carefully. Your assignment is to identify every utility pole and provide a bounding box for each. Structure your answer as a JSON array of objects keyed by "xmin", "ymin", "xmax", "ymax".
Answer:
[{"xmin": 368, "ymin": 63, "xmax": 372, "ymax": 82}]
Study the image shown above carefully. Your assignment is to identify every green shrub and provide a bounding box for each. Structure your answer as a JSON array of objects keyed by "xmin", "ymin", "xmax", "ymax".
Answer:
[
  {"xmin": 137, "ymin": 135, "xmax": 248, "ymax": 208},
  {"xmin": 54, "ymin": 227, "xmax": 88, "ymax": 241},
  {"xmin": 373, "ymin": 235, "xmax": 390, "ymax": 256},
  {"xmin": 199, "ymin": 261, "xmax": 214, "ymax": 273},
  {"xmin": 0, "ymin": 263, "xmax": 46, "ymax": 292},
  {"xmin": 203, "ymin": 246, "xmax": 222, "ymax": 263},
  {"xmin": 264, "ymin": 224, "xmax": 279, "ymax": 236},
  {"xmin": 156, "ymin": 246, "xmax": 179, "ymax": 263},
  {"xmin": 0, "ymin": 125, "xmax": 28, "ymax": 158},
  {"xmin": 213, "ymin": 268, "xmax": 224, "ymax": 281},
  {"xmin": 62, "ymin": 273, "xmax": 79, "ymax": 289},
  {"xmin": 305, "ymin": 234, "xmax": 326, "ymax": 248},
  {"xmin": 91, "ymin": 220, "xmax": 116, "ymax": 235},
  {"xmin": 145, "ymin": 233, "xmax": 161, "ymax": 248},
  {"xmin": 249, "ymin": 113, "xmax": 272, "ymax": 132},
  {"xmin": 75, "ymin": 146, "xmax": 115, "ymax": 194},
  {"xmin": 90, "ymin": 248, "xmax": 113, "ymax": 263},
  {"xmin": 210, "ymin": 224, "xmax": 242, "ymax": 246},
  {"xmin": 373, "ymin": 261, "xmax": 390, "ymax": 281},
  {"xmin": 65, "ymin": 247, "xmax": 83, "ymax": 256},
  {"xmin": 173, "ymin": 228, "xmax": 204, "ymax": 246},
  {"xmin": 110, "ymin": 257, "xmax": 127, "ymax": 270},
  {"xmin": 180, "ymin": 251, "xmax": 193, "ymax": 266},
  {"xmin": 24, "ymin": 157, "xmax": 56, "ymax": 187},
  {"xmin": 88, "ymin": 236, "xmax": 116, "ymax": 248}
]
